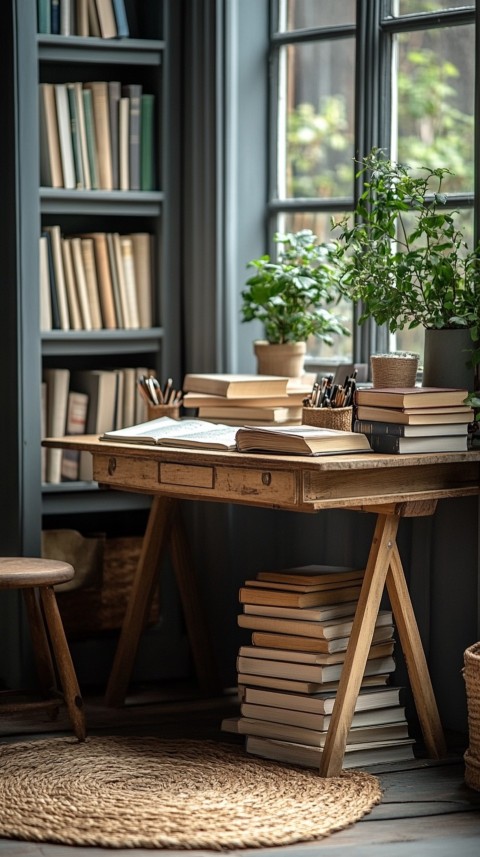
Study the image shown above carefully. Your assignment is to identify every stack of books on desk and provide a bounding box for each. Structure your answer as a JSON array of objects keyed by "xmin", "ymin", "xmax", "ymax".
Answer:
[
  {"xmin": 182, "ymin": 373, "xmax": 315, "ymax": 425},
  {"xmin": 354, "ymin": 387, "xmax": 473, "ymax": 454},
  {"xmin": 222, "ymin": 564, "xmax": 415, "ymax": 769}
]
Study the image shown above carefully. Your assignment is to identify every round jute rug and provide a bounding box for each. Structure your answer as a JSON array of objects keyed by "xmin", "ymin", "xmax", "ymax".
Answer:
[{"xmin": 0, "ymin": 736, "xmax": 381, "ymax": 850}]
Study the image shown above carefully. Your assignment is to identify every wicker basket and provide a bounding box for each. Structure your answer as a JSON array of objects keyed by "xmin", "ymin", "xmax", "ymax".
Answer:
[
  {"xmin": 147, "ymin": 403, "xmax": 181, "ymax": 420},
  {"xmin": 302, "ymin": 406, "xmax": 353, "ymax": 432},
  {"xmin": 370, "ymin": 352, "xmax": 419, "ymax": 388},
  {"xmin": 464, "ymin": 641, "xmax": 480, "ymax": 791}
]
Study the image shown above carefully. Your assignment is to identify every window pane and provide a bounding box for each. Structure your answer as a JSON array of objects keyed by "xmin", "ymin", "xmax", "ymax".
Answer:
[
  {"xmin": 393, "ymin": 26, "xmax": 474, "ymax": 194},
  {"xmin": 279, "ymin": 0, "xmax": 356, "ymax": 31},
  {"xmin": 275, "ymin": 212, "xmax": 353, "ymax": 362},
  {"xmin": 394, "ymin": 1, "xmax": 473, "ymax": 15},
  {"xmin": 278, "ymin": 41, "xmax": 355, "ymax": 199}
]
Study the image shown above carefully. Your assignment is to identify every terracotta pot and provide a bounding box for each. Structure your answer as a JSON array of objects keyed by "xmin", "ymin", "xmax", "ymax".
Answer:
[
  {"xmin": 253, "ymin": 341, "xmax": 306, "ymax": 377},
  {"xmin": 422, "ymin": 328, "xmax": 475, "ymax": 390}
]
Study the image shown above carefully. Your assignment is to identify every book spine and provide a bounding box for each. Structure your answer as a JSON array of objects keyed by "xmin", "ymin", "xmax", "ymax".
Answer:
[
  {"xmin": 85, "ymin": 82, "xmax": 113, "ymax": 190},
  {"xmin": 54, "ymin": 83, "xmax": 76, "ymax": 189},
  {"xmin": 37, "ymin": 0, "xmax": 51, "ymax": 34},
  {"xmin": 51, "ymin": 0, "xmax": 61, "ymax": 34},
  {"xmin": 42, "ymin": 230, "xmax": 61, "ymax": 329},
  {"xmin": 80, "ymin": 237, "xmax": 103, "ymax": 328},
  {"xmin": 354, "ymin": 419, "xmax": 405, "ymax": 437},
  {"xmin": 108, "ymin": 81, "xmax": 121, "ymax": 190},
  {"xmin": 140, "ymin": 93, "xmax": 155, "ymax": 191},
  {"xmin": 61, "ymin": 237, "xmax": 83, "ymax": 330},
  {"xmin": 39, "ymin": 235, "xmax": 53, "ymax": 332},
  {"xmin": 122, "ymin": 83, "xmax": 142, "ymax": 190},
  {"xmin": 112, "ymin": 0, "xmax": 130, "ymax": 36},
  {"xmin": 67, "ymin": 84, "xmax": 85, "ymax": 189}
]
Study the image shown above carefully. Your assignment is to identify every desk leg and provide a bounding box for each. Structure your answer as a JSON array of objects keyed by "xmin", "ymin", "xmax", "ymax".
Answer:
[
  {"xmin": 319, "ymin": 513, "xmax": 399, "ymax": 776},
  {"xmin": 386, "ymin": 544, "xmax": 446, "ymax": 759},
  {"xmin": 105, "ymin": 495, "xmax": 176, "ymax": 707}
]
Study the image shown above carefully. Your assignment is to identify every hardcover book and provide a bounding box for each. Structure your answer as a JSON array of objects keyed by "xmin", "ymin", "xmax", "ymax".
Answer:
[
  {"xmin": 355, "ymin": 386, "xmax": 469, "ymax": 409},
  {"xmin": 183, "ymin": 374, "xmax": 291, "ymax": 398},
  {"xmin": 243, "ymin": 684, "xmax": 402, "ymax": 715},
  {"xmin": 245, "ymin": 735, "xmax": 415, "ymax": 769},
  {"xmin": 355, "ymin": 405, "xmax": 473, "ymax": 425},
  {"xmin": 235, "ymin": 424, "xmax": 372, "ymax": 456},
  {"xmin": 363, "ymin": 433, "xmax": 468, "ymax": 455},
  {"xmin": 354, "ymin": 419, "xmax": 469, "ymax": 437}
]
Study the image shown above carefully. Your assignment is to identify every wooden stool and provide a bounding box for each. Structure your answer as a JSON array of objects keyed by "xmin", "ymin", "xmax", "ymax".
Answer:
[{"xmin": 0, "ymin": 557, "xmax": 86, "ymax": 741}]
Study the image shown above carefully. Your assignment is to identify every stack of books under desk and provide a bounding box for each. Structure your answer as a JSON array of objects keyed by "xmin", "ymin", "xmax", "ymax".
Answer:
[
  {"xmin": 353, "ymin": 387, "xmax": 474, "ymax": 454},
  {"xmin": 182, "ymin": 373, "xmax": 316, "ymax": 426},
  {"xmin": 222, "ymin": 565, "xmax": 416, "ymax": 769}
]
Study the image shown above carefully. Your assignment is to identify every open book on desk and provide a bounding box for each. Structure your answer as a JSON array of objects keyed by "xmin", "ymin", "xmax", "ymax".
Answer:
[
  {"xmin": 235, "ymin": 424, "xmax": 372, "ymax": 456},
  {"xmin": 100, "ymin": 416, "xmax": 239, "ymax": 450}
]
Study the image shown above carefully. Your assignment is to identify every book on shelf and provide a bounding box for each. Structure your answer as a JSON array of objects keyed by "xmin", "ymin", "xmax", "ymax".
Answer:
[
  {"xmin": 39, "ymin": 235, "xmax": 52, "ymax": 332},
  {"xmin": 39, "ymin": 82, "xmax": 63, "ymax": 188},
  {"xmin": 120, "ymin": 367, "xmax": 137, "ymax": 428},
  {"xmin": 61, "ymin": 238, "xmax": 83, "ymax": 330},
  {"xmin": 353, "ymin": 418, "xmax": 469, "ymax": 437},
  {"xmin": 235, "ymin": 425, "xmax": 372, "ymax": 456},
  {"xmin": 122, "ymin": 83, "xmax": 142, "ymax": 190},
  {"xmin": 51, "ymin": 0, "xmax": 60, "ymax": 33},
  {"xmin": 69, "ymin": 237, "xmax": 93, "ymax": 330},
  {"xmin": 236, "ymin": 653, "xmax": 395, "ymax": 685},
  {"xmin": 53, "ymin": 83, "xmax": 76, "ymax": 189},
  {"xmin": 72, "ymin": 369, "xmax": 118, "ymax": 480},
  {"xmin": 238, "ymin": 608, "xmax": 393, "ymax": 642},
  {"xmin": 76, "ymin": 0, "xmax": 89, "ymax": 37},
  {"xmin": 355, "ymin": 405, "xmax": 473, "ymax": 425},
  {"xmin": 43, "ymin": 368, "xmax": 71, "ymax": 484},
  {"xmin": 256, "ymin": 565, "xmax": 364, "ymax": 586},
  {"xmin": 119, "ymin": 95, "xmax": 130, "ymax": 190},
  {"xmin": 235, "ymin": 716, "xmax": 409, "ymax": 748},
  {"xmin": 60, "ymin": 0, "xmax": 73, "ymax": 34},
  {"xmin": 239, "ymin": 641, "xmax": 395, "ymax": 666},
  {"xmin": 355, "ymin": 386, "xmax": 469, "ymax": 409},
  {"xmin": 130, "ymin": 233, "xmax": 153, "ymax": 328},
  {"xmin": 72, "ymin": 81, "xmax": 91, "ymax": 190},
  {"xmin": 239, "ymin": 584, "xmax": 362, "ymax": 609},
  {"xmin": 107, "ymin": 81, "xmax": 121, "ymax": 190},
  {"xmin": 249, "ymin": 626, "xmax": 394, "ymax": 653},
  {"xmin": 183, "ymin": 391, "xmax": 310, "ymax": 409},
  {"xmin": 86, "ymin": 232, "xmax": 117, "ymax": 328},
  {"xmin": 240, "ymin": 702, "xmax": 406, "ymax": 732},
  {"xmin": 112, "ymin": 0, "xmax": 130, "ymax": 37},
  {"xmin": 84, "ymin": 82, "xmax": 113, "ymax": 190},
  {"xmin": 198, "ymin": 405, "xmax": 303, "ymax": 423},
  {"xmin": 100, "ymin": 416, "xmax": 239, "ymax": 450},
  {"xmin": 245, "ymin": 735, "xmax": 415, "ymax": 769},
  {"xmin": 119, "ymin": 235, "xmax": 141, "ymax": 328},
  {"xmin": 66, "ymin": 83, "xmax": 85, "ymax": 189},
  {"xmin": 61, "ymin": 390, "xmax": 89, "ymax": 482},
  {"xmin": 237, "ymin": 672, "xmax": 390, "ymax": 695},
  {"xmin": 41, "ymin": 231, "xmax": 61, "ymax": 329},
  {"xmin": 44, "ymin": 226, "xmax": 70, "ymax": 331},
  {"xmin": 38, "ymin": 0, "xmax": 51, "ymax": 34},
  {"xmin": 95, "ymin": 0, "xmax": 118, "ymax": 39},
  {"xmin": 361, "ymin": 433, "xmax": 468, "ymax": 454},
  {"xmin": 243, "ymin": 684, "xmax": 402, "ymax": 715},
  {"xmin": 140, "ymin": 93, "xmax": 155, "ymax": 191},
  {"xmin": 79, "ymin": 237, "xmax": 103, "ymax": 328},
  {"xmin": 82, "ymin": 87, "xmax": 100, "ymax": 190},
  {"xmin": 106, "ymin": 232, "xmax": 125, "ymax": 327},
  {"xmin": 183, "ymin": 374, "xmax": 291, "ymax": 398}
]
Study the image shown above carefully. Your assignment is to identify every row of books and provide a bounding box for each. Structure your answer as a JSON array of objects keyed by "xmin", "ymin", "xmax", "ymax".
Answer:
[
  {"xmin": 353, "ymin": 386, "xmax": 473, "ymax": 454},
  {"xmin": 42, "ymin": 365, "xmax": 152, "ymax": 483},
  {"xmin": 38, "ymin": 0, "xmax": 131, "ymax": 38},
  {"xmin": 39, "ymin": 79, "xmax": 155, "ymax": 191},
  {"xmin": 40, "ymin": 227, "xmax": 153, "ymax": 331},
  {"xmin": 222, "ymin": 564, "xmax": 415, "ymax": 769}
]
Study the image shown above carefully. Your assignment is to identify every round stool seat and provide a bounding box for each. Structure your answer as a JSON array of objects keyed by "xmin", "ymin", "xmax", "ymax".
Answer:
[{"xmin": 0, "ymin": 557, "xmax": 74, "ymax": 589}]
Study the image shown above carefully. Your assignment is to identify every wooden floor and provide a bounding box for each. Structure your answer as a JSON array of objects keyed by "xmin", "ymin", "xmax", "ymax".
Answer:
[{"xmin": 1, "ymin": 684, "xmax": 480, "ymax": 856}]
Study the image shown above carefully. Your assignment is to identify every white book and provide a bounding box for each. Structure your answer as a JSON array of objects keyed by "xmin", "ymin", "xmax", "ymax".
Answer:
[
  {"xmin": 54, "ymin": 83, "xmax": 76, "ymax": 189},
  {"xmin": 243, "ymin": 684, "xmax": 403, "ymax": 715},
  {"xmin": 120, "ymin": 236, "xmax": 140, "ymax": 328},
  {"xmin": 69, "ymin": 237, "xmax": 93, "ymax": 330},
  {"xmin": 236, "ymin": 716, "xmax": 410, "ymax": 748},
  {"xmin": 245, "ymin": 735, "xmax": 416, "ymax": 769},
  {"xmin": 73, "ymin": 81, "xmax": 91, "ymax": 190},
  {"xmin": 61, "ymin": 237, "xmax": 83, "ymax": 330},
  {"xmin": 236, "ymin": 654, "xmax": 395, "ymax": 684},
  {"xmin": 39, "ymin": 235, "xmax": 52, "ymax": 331},
  {"xmin": 240, "ymin": 702, "xmax": 406, "ymax": 732},
  {"xmin": 44, "ymin": 368, "xmax": 71, "ymax": 483}
]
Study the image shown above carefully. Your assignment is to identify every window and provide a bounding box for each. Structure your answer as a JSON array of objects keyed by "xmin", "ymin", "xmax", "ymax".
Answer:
[{"xmin": 268, "ymin": 0, "xmax": 476, "ymax": 369}]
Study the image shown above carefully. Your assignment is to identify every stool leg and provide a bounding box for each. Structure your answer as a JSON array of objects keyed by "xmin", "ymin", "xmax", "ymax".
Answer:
[
  {"xmin": 39, "ymin": 586, "xmax": 86, "ymax": 741},
  {"xmin": 22, "ymin": 588, "xmax": 58, "ymax": 698}
]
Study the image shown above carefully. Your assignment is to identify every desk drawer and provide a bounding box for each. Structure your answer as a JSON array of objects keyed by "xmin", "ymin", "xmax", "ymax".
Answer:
[{"xmin": 160, "ymin": 462, "xmax": 298, "ymax": 505}]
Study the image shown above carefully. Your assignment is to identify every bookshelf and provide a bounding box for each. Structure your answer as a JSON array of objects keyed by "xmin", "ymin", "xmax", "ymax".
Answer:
[{"xmin": 0, "ymin": 1, "xmax": 183, "ymax": 683}]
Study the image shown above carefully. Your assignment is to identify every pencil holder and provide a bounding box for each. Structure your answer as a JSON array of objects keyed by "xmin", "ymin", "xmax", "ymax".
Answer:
[
  {"xmin": 147, "ymin": 404, "xmax": 181, "ymax": 421},
  {"xmin": 302, "ymin": 406, "xmax": 353, "ymax": 432}
]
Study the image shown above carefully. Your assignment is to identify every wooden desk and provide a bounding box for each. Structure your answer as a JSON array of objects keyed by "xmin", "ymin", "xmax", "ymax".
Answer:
[{"xmin": 44, "ymin": 436, "xmax": 480, "ymax": 775}]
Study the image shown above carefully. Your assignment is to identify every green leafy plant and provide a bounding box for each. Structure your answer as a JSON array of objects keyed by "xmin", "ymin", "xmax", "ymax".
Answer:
[
  {"xmin": 241, "ymin": 229, "xmax": 349, "ymax": 345},
  {"xmin": 334, "ymin": 149, "xmax": 480, "ymax": 371}
]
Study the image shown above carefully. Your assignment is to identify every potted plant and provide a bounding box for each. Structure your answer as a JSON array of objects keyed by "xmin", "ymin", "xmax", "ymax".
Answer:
[
  {"xmin": 241, "ymin": 229, "xmax": 349, "ymax": 377},
  {"xmin": 333, "ymin": 149, "xmax": 480, "ymax": 393}
]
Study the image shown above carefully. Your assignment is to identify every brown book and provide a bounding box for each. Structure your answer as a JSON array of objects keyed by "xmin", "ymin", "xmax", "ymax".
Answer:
[
  {"xmin": 83, "ymin": 82, "xmax": 113, "ymax": 190},
  {"xmin": 39, "ymin": 83, "xmax": 64, "ymax": 188},
  {"xmin": 69, "ymin": 237, "xmax": 93, "ymax": 330},
  {"xmin": 237, "ymin": 672, "xmax": 390, "ymax": 695},
  {"xmin": 198, "ymin": 405, "xmax": 302, "ymax": 422},
  {"xmin": 355, "ymin": 404, "xmax": 473, "ymax": 425},
  {"xmin": 250, "ymin": 625, "xmax": 394, "ymax": 653},
  {"xmin": 244, "ymin": 577, "xmax": 363, "ymax": 594},
  {"xmin": 86, "ymin": 232, "xmax": 117, "ymax": 328},
  {"xmin": 130, "ymin": 233, "xmax": 153, "ymax": 327},
  {"xmin": 183, "ymin": 374, "xmax": 290, "ymax": 398},
  {"xmin": 242, "ymin": 640, "xmax": 395, "ymax": 668},
  {"xmin": 106, "ymin": 232, "xmax": 125, "ymax": 327},
  {"xmin": 43, "ymin": 368, "xmax": 71, "ymax": 484},
  {"xmin": 235, "ymin": 424, "xmax": 372, "ymax": 456},
  {"xmin": 80, "ymin": 237, "xmax": 103, "ymax": 329},
  {"xmin": 256, "ymin": 566, "xmax": 364, "ymax": 587},
  {"xmin": 183, "ymin": 391, "xmax": 314, "ymax": 409},
  {"xmin": 61, "ymin": 238, "xmax": 83, "ymax": 330},
  {"xmin": 238, "ymin": 609, "xmax": 392, "ymax": 642},
  {"xmin": 236, "ymin": 653, "xmax": 395, "ymax": 685},
  {"xmin": 95, "ymin": 0, "xmax": 118, "ymax": 38},
  {"xmin": 239, "ymin": 585, "xmax": 361, "ymax": 608},
  {"xmin": 76, "ymin": 0, "xmax": 89, "ymax": 35},
  {"xmin": 355, "ymin": 386, "xmax": 469, "ymax": 409}
]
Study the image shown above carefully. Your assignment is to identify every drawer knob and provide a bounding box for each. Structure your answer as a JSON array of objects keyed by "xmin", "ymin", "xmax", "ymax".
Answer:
[
  {"xmin": 108, "ymin": 457, "xmax": 117, "ymax": 476},
  {"xmin": 261, "ymin": 472, "xmax": 272, "ymax": 486}
]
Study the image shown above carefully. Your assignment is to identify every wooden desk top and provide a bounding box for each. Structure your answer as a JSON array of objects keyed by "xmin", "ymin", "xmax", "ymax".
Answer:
[{"xmin": 44, "ymin": 435, "xmax": 480, "ymax": 512}]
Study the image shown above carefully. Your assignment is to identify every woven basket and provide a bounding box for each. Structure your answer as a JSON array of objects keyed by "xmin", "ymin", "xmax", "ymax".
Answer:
[
  {"xmin": 370, "ymin": 353, "xmax": 419, "ymax": 388},
  {"xmin": 303, "ymin": 406, "xmax": 353, "ymax": 432},
  {"xmin": 147, "ymin": 403, "xmax": 180, "ymax": 420},
  {"xmin": 464, "ymin": 641, "xmax": 480, "ymax": 791}
]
